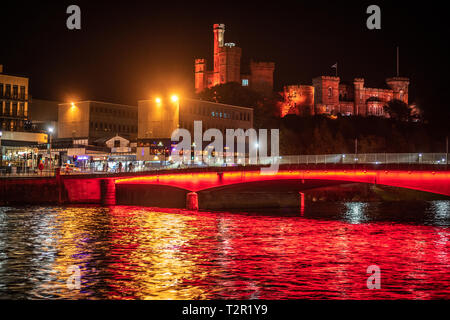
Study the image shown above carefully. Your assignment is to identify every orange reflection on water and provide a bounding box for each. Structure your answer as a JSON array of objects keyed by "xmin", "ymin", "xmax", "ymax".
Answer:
[{"xmin": 104, "ymin": 207, "xmax": 210, "ymax": 299}]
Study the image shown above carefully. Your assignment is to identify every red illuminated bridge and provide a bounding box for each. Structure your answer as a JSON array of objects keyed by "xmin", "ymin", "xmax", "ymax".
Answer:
[{"xmin": 54, "ymin": 164, "xmax": 450, "ymax": 209}]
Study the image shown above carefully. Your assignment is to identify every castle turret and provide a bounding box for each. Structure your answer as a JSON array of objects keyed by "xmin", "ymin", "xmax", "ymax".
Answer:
[
  {"xmin": 194, "ymin": 59, "xmax": 207, "ymax": 93},
  {"xmin": 386, "ymin": 77, "xmax": 409, "ymax": 104},
  {"xmin": 213, "ymin": 24, "xmax": 225, "ymax": 86}
]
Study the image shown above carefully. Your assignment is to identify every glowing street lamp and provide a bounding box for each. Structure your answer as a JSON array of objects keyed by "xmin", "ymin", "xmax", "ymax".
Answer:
[
  {"xmin": 155, "ymin": 97, "xmax": 162, "ymax": 104},
  {"xmin": 171, "ymin": 95, "xmax": 179, "ymax": 103}
]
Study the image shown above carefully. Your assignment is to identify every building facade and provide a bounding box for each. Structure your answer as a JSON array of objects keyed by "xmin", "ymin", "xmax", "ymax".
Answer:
[
  {"xmin": 195, "ymin": 24, "xmax": 275, "ymax": 96},
  {"xmin": 57, "ymin": 100, "xmax": 138, "ymax": 142},
  {"xmin": 280, "ymin": 75, "xmax": 410, "ymax": 117},
  {"xmin": 0, "ymin": 65, "xmax": 30, "ymax": 131},
  {"xmin": 138, "ymin": 97, "xmax": 253, "ymax": 141},
  {"xmin": 137, "ymin": 97, "xmax": 254, "ymax": 162}
]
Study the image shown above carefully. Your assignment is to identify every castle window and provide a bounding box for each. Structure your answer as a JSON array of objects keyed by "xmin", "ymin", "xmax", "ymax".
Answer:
[
  {"xmin": 242, "ymin": 79, "xmax": 249, "ymax": 86},
  {"xmin": 328, "ymin": 87, "xmax": 332, "ymax": 98}
]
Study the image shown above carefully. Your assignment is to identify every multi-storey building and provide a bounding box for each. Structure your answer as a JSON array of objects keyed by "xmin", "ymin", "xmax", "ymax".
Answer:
[
  {"xmin": 195, "ymin": 24, "xmax": 275, "ymax": 96},
  {"xmin": 138, "ymin": 97, "xmax": 253, "ymax": 141},
  {"xmin": 137, "ymin": 97, "xmax": 253, "ymax": 161},
  {"xmin": 280, "ymin": 75, "xmax": 410, "ymax": 117},
  {"xmin": 0, "ymin": 65, "xmax": 30, "ymax": 131},
  {"xmin": 57, "ymin": 100, "xmax": 138, "ymax": 142}
]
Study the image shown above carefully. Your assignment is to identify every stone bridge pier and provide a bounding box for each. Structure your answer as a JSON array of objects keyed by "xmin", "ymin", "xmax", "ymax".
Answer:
[{"xmin": 100, "ymin": 178, "xmax": 116, "ymax": 206}]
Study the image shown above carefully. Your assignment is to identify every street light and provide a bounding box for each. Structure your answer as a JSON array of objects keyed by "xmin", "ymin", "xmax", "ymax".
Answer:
[
  {"xmin": 171, "ymin": 95, "xmax": 179, "ymax": 102},
  {"xmin": 48, "ymin": 127, "xmax": 54, "ymax": 170},
  {"xmin": 155, "ymin": 97, "xmax": 162, "ymax": 104}
]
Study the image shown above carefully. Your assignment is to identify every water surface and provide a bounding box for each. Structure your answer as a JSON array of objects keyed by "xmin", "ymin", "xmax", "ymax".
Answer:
[{"xmin": 0, "ymin": 201, "xmax": 449, "ymax": 299}]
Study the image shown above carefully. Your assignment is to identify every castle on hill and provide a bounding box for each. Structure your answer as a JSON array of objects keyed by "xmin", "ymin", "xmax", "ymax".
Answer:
[{"xmin": 194, "ymin": 24, "xmax": 410, "ymax": 118}]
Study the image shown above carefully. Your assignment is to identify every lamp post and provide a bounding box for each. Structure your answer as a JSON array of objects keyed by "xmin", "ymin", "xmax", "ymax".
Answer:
[
  {"xmin": 48, "ymin": 127, "xmax": 54, "ymax": 170},
  {"xmin": 171, "ymin": 94, "xmax": 181, "ymax": 162}
]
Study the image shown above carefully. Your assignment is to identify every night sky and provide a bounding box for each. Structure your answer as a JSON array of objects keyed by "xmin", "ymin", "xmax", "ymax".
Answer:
[{"xmin": 1, "ymin": 1, "xmax": 449, "ymax": 117}]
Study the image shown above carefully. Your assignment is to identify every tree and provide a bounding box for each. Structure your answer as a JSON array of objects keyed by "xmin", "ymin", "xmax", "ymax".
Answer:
[
  {"xmin": 197, "ymin": 82, "xmax": 262, "ymax": 107},
  {"xmin": 383, "ymin": 99, "xmax": 411, "ymax": 121}
]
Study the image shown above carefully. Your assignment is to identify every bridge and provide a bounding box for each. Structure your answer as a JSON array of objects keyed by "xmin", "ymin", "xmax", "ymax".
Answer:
[{"xmin": 1, "ymin": 153, "xmax": 449, "ymax": 209}]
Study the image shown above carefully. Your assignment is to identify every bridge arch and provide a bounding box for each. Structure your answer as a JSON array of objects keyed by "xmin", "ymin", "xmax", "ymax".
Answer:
[{"xmin": 114, "ymin": 169, "xmax": 450, "ymax": 196}]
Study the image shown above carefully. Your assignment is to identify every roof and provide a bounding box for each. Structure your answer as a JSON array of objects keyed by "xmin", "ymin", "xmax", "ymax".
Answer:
[
  {"xmin": 58, "ymin": 100, "xmax": 137, "ymax": 108},
  {"xmin": 93, "ymin": 134, "xmax": 129, "ymax": 145}
]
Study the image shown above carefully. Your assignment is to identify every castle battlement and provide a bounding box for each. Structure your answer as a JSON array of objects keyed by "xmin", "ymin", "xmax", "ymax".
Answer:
[{"xmin": 313, "ymin": 76, "xmax": 340, "ymax": 81}]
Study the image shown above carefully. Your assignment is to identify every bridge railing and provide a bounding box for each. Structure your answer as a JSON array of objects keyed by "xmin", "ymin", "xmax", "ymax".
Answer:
[
  {"xmin": 275, "ymin": 153, "xmax": 448, "ymax": 165},
  {"xmin": 126, "ymin": 152, "xmax": 448, "ymax": 171},
  {"xmin": 1, "ymin": 153, "xmax": 448, "ymax": 177}
]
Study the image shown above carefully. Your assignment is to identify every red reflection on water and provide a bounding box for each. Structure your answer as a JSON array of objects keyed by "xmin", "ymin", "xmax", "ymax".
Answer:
[
  {"xmin": 100, "ymin": 206, "xmax": 450, "ymax": 300},
  {"xmin": 114, "ymin": 170, "xmax": 450, "ymax": 196}
]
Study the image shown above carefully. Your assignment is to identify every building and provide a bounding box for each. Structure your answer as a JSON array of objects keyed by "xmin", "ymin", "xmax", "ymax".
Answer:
[
  {"xmin": 137, "ymin": 97, "xmax": 254, "ymax": 161},
  {"xmin": 280, "ymin": 75, "xmax": 410, "ymax": 117},
  {"xmin": 0, "ymin": 64, "xmax": 30, "ymax": 131},
  {"xmin": 0, "ymin": 65, "xmax": 55, "ymax": 173},
  {"xmin": 57, "ymin": 100, "xmax": 138, "ymax": 142},
  {"xmin": 0, "ymin": 130, "xmax": 48, "ymax": 173},
  {"xmin": 138, "ymin": 97, "xmax": 253, "ymax": 140},
  {"xmin": 195, "ymin": 24, "xmax": 275, "ymax": 96}
]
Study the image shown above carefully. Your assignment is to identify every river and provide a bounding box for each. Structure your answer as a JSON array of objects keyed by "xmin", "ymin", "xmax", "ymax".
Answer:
[{"xmin": 0, "ymin": 201, "xmax": 449, "ymax": 299}]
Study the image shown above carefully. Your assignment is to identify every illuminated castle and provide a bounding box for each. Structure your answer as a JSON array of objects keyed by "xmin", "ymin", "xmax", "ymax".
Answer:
[
  {"xmin": 280, "ymin": 76, "xmax": 410, "ymax": 117},
  {"xmin": 195, "ymin": 24, "xmax": 275, "ymax": 96}
]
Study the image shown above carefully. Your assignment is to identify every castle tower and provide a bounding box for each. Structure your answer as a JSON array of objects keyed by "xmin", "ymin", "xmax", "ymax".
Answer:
[
  {"xmin": 219, "ymin": 44, "xmax": 242, "ymax": 84},
  {"xmin": 194, "ymin": 59, "xmax": 207, "ymax": 93},
  {"xmin": 250, "ymin": 61, "xmax": 275, "ymax": 95},
  {"xmin": 353, "ymin": 78, "xmax": 365, "ymax": 115},
  {"xmin": 386, "ymin": 77, "xmax": 410, "ymax": 104},
  {"xmin": 213, "ymin": 24, "xmax": 225, "ymax": 86},
  {"xmin": 312, "ymin": 76, "xmax": 340, "ymax": 114}
]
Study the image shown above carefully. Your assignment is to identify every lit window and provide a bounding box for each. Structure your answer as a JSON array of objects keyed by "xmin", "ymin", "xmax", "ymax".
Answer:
[{"xmin": 242, "ymin": 79, "xmax": 249, "ymax": 86}]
